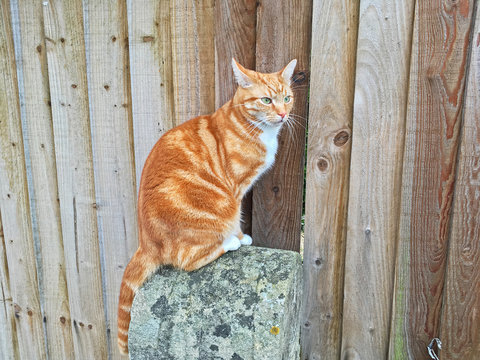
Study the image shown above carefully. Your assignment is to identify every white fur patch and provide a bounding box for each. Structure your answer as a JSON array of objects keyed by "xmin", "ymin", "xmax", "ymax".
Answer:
[
  {"xmin": 223, "ymin": 234, "xmax": 241, "ymax": 252},
  {"xmin": 259, "ymin": 125, "xmax": 281, "ymax": 170},
  {"xmin": 240, "ymin": 234, "xmax": 252, "ymax": 246}
]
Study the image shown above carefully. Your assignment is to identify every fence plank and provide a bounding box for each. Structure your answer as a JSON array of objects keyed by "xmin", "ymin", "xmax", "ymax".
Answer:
[
  {"xmin": 339, "ymin": 1, "xmax": 415, "ymax": 359},
  {"xmin": 171, "ymin": 0, "xmax": 216, "ymax": 125},
  {"xmin": 252, "ymin": 0, "xmax": 312, "ymax": 251},
  {"xmin": 0, "ymin": 214, "xmax": 19, "ymax": 360},
  {"xmin": 439, "ymin": 7, "xmax": 480, "ymax": 359},
  {"xmin": 389, "ymin": 1, "xmax": 475, "ymax": 358},
  {"xmin": 42, "ymin": 1, "xmax": 108, "ymax": 358},
  {"xmin": 301, "ymin": 1, "xmax": 359, "ymax": 358},
  {"xmin": 0, "ymin": 2, "xmax": 45, "ymax": 358},
  {"xmin": 14, "ymin": 1, "xmax": 75, "ymax": 357},
  {"xmin": 214, "ymin": 0, "xmax": 257, "ymax": 235},
  {"xmin": 84, "ymin": 0, "xmax": 138, "ymax": 357},
  {"xmin": 127, "ymin": 0, "xmax": 175, "ymax": 190}
]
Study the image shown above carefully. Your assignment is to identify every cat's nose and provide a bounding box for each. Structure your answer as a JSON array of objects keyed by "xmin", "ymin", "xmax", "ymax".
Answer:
[{"xmin": 278, "ymin": 112, "xmax": 287, "ymax": 119}]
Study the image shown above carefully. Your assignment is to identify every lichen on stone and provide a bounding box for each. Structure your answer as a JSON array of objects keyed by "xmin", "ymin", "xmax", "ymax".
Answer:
[{"xmin": 129, "ymin": 246, "xmax": 303, "ymax": 360}]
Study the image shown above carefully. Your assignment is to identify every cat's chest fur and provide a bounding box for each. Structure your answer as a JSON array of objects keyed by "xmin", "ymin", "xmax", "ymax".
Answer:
[
  {"xmin": 244, "ymin": 125, "xmax": 281, "ymax": 190},
  {"xmin": 259, "ymin": 125, "xmax": 280, "ymax": 169}
]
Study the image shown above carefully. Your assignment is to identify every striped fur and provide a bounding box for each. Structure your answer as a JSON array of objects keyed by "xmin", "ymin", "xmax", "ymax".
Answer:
[{"xmin": 117, "ymin": 59, "xmax": 297, "ymax": 354}]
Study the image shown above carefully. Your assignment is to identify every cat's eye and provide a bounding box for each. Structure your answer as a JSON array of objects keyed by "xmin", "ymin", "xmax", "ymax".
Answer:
[
  {"xmin": 260, "ymin": 97, "xmax": 272, "ymax": 105},
  {"xmin": 284, "ymin": 96, "xmax": 292, "ymax": 103}
]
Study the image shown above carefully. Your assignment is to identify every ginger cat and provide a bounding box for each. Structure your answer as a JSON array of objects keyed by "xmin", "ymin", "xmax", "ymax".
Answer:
[{"xmin": 117, "ymin": 58, "xmax": 297, "ymax": 354}]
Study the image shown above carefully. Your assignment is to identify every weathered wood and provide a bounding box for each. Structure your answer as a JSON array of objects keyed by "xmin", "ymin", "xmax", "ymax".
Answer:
[
  {"xmin": 214, "ymin": 0, "xmax": 257, "ymax": 235},
  {"xmin": 389, "ymin": 0, "xmax": 475, "ymax": 358},
  {"xmin": 127, "ymin": 0, "xmax": 175, "ymax": 191},
  {"xmin": 171, "ymin": 0, "xmax": 216, "ymax": 125},
  {"xmin": 0, "ymin": 214, "xmax": 19, "ymax": 360},
  {"xmin": 0, "ymin": 1, "xmax": 46, "ymax": 359},
  {"xmin": 42, "ymin": 1, "xmax": 107, "ymax": 358},
  {"xmin": 340, "ymin": 1, "xmax": 415, "ymax": 359},
  {"xmin": 301, "ymin": 1, "xmax": 359, "ymax": 358},
  {"xmin": 439, "ymin": 6, "xmax": 480, "ymax": 359},
  {"xmin": 0, "ymin": 2, "xmax": 45, "ymax": 358},
  {"xmin": 252, "ymin": 0, "xmax": 312, "ymax": 252},
  {"xmin": 14, "ymin": 0, "xmax": 75, "ymax": 357},
  {"xmin": 84, "ymin": 0, "xmax": 138, "ymax": 358}
]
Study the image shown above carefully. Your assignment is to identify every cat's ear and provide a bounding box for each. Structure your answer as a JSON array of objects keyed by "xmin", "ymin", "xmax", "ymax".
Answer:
[
  {"xmin": 280, "ymin": 59, "xmax": 297, "ymax": 84},
  {"xmin": 232, "ymin": 58, "xmax": 253, "ymax": 88}
]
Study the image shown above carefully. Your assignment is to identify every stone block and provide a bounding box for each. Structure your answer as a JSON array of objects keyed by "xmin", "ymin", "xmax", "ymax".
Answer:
[{"xmin": 129, "ymin": 246, "xmax": 303, "ymax": 359}]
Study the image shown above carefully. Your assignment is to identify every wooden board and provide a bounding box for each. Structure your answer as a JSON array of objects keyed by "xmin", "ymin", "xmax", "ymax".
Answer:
[
  {"xmin": 171, "ymin": 0, "xmax": 216, "ymax": 125},
  {"xmin": 252, "ymin": 0, "xmax": 312, "ymax": 251},
  {"xmin": 214, "ymin": 0, "xmax": 257, "ymax": 235},
  {"xmin": 127, "ymin": 0, "xmax": 176, "ymax": 191},
  {"xmin": 438, "ymin": 7, "xmax": 480, "ymax": 359},
  {"xmin": 0, "ymin": 1, "xmax": 46, "ymax": 358},
  {"xmin": 42, "ymin": 1, "xmax": 107, "ymax": 358},
  {"xmin": 300, "ymin": 1, "xmax": 359, "ymax": 358},
  {"xmin": 84, "ymin": 0, "xmax": 138, "ymax": 357},
  {"xmin": 0, "ymin": 214, "xmax": 20, "ymax": 360},
  {"xmin": 14, "ymin": 0, "xmax": 75, "ymax": 357},
  {"xmin": 339, "ymin": 1, "xmax": 415, "ymax": 359},
  {"xmin": 389, "ymin": 1, "xmax": 475, "ymax": 358}
]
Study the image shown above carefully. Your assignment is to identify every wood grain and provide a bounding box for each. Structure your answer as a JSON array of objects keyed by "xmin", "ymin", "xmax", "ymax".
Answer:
[
  {"xmin": 389, "ymin": 0, "xmax": 475, "ymax": 358},
  {"xmin": 42, "ymin": 1, "xmax": 107, "ymax": 358},
  {"xmin": 0, "ymin": 1, "xmax": 46, "ymax": 358},
  {"xmin": 84, "ymin": 0, "xmax": 138, "ymax": 357},
  {"xmin": 0, "ymin": 214, "xmax": 19, "ymax": 360},
  {"xmin": 340, "ymin": 1, "xmax": 415, "ymax": 359},
  {"xmin": 301, "ymin": 1, "xmax": 359, "ymax": 358},
  {"xmin": 214, "ymin": 0, "xmax": 257, "ymax": 235},
  {"xmin": 14, "ymin": 0, "xmax": 75, "ymax": 357},
  {"xmin": 127, "ymin": 0, "xmax": 176, "ymax": 191},
  {"xmin": 439, "ymin": 5, "xmax": 480, "ymax": 359},
  {"xmin": 171, "ymin": 0, "xmax": 216, "ymax": 125},
  {"xmin": 252, "ymin": 0, "xmax": 312, "ymax": 251}
]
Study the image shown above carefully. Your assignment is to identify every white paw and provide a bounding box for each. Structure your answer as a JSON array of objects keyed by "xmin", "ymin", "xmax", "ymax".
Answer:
[
  {"xmin": 223, "ymin": 235, "xmax": 241, "ymax": 252},
  {"xmin": 240, "ymin": 234, "xmax": 252, "ymax": 246}
]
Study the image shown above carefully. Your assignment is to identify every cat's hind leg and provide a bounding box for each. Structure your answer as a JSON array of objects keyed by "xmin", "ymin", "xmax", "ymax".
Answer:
[{"xmin": 181, "ymin": 232, "xmax": 245, "ymax": 271}]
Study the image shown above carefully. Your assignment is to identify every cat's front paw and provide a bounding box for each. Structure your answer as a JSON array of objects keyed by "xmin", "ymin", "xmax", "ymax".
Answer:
[
  {"xmin": 240, "ymin": 234, "xmax": 252, "ymax": 246},
  {"xmin": 223, "ymin": 235, "xmax": 241, "ymax": 252}
]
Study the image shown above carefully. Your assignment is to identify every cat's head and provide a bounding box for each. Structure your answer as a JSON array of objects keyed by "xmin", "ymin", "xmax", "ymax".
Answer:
[{"xmin": 231, "ymin": 58, "xmax": 297, "ymax": 128}]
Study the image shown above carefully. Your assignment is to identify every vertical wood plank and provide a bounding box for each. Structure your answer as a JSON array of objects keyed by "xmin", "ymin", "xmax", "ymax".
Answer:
[
  {"xmin": 42, "ymin": 1, "xmax": 107, "ymax": 358},
  {"xmin": 389, "ymin": 0, "xmax": 475, "ymax": 358},
  {"xmin": 127, "ymin": 0, "xmax": 175, "ymax": 191},
  {"xmin": 0, "ymin": 1, "xmax": 46, "ymax": 358},
  {"xmin": 14, "ymin": 0, "xmax": 75, "ymax": 357},
  {"xmin": 252, "ymin": 0, "xmax": 312, "ymax": 251},
  {"xmin": 439, "ymin": 5, "xmax": 480, "ymax": 359},
  {"xmin": 84, "ymin": 0, "xmax": 138, "ymax": 357},
  {"xmin": 214, "ymin": 0, "xmax": 257, "ymax": 235},
  {"xmin": 301, "ymin": 1, "xmax": 359, "ymax": 358},
  {"xmin": 340, "ymin": 1, "xmax": 415, "ymax": 359},
  {"xmin": 0, "ymin": 214, "xmax": 20, "ymax": 360},
  {"xmin": 171, "ymin": 0, "xmax": 216, "ymax": 125}
]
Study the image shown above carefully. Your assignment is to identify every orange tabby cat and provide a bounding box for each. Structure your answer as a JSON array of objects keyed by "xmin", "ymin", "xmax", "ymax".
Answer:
[{"xmin": 117, "ymin": 58, "xmax": 297, "ymax": 354}]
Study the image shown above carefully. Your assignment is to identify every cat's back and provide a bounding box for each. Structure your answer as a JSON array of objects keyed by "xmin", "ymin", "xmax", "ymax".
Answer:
[{"xmin": 139, "ymin": 114, "xmax": 222, "ymax": 192}]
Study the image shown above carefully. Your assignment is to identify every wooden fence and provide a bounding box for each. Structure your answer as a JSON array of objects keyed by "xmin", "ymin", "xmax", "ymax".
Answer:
[{"xmin": 0, "ymin": 0, "xmax": 479, "ymax": 359}]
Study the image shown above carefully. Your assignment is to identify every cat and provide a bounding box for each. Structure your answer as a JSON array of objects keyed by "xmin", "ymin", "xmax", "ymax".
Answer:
[{"xmin": 117, "ymin": 58, "xmax": 297, "ymax": 354}]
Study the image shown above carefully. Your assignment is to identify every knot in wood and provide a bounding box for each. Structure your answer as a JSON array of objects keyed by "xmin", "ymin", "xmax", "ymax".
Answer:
[
  {"xmin": 272, "ymin": 186, "xmax": 279, "ymax": 193},
  {"xmin": 60, "ymin": 316, "xmax": 66, "ymax": 324},
  {"xmin": 333, "ymin": 130, "xmax": 350, "ymax": 146},
  {"xmin": 317, "ymin": 157, "xmax": 329, "ymax": 172},
  {"xmin": 292, "ymin": 71, "xmax": 306, "ymax": 84},
  {"xmin": 142, "ymin": 35, "xmax": 154, "ymax": 42}
]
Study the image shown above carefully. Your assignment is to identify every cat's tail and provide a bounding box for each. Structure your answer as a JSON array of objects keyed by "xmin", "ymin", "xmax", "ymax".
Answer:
[{"xmin": 117, "ymin": 248, "xmax": 158, "ymax": 355}]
